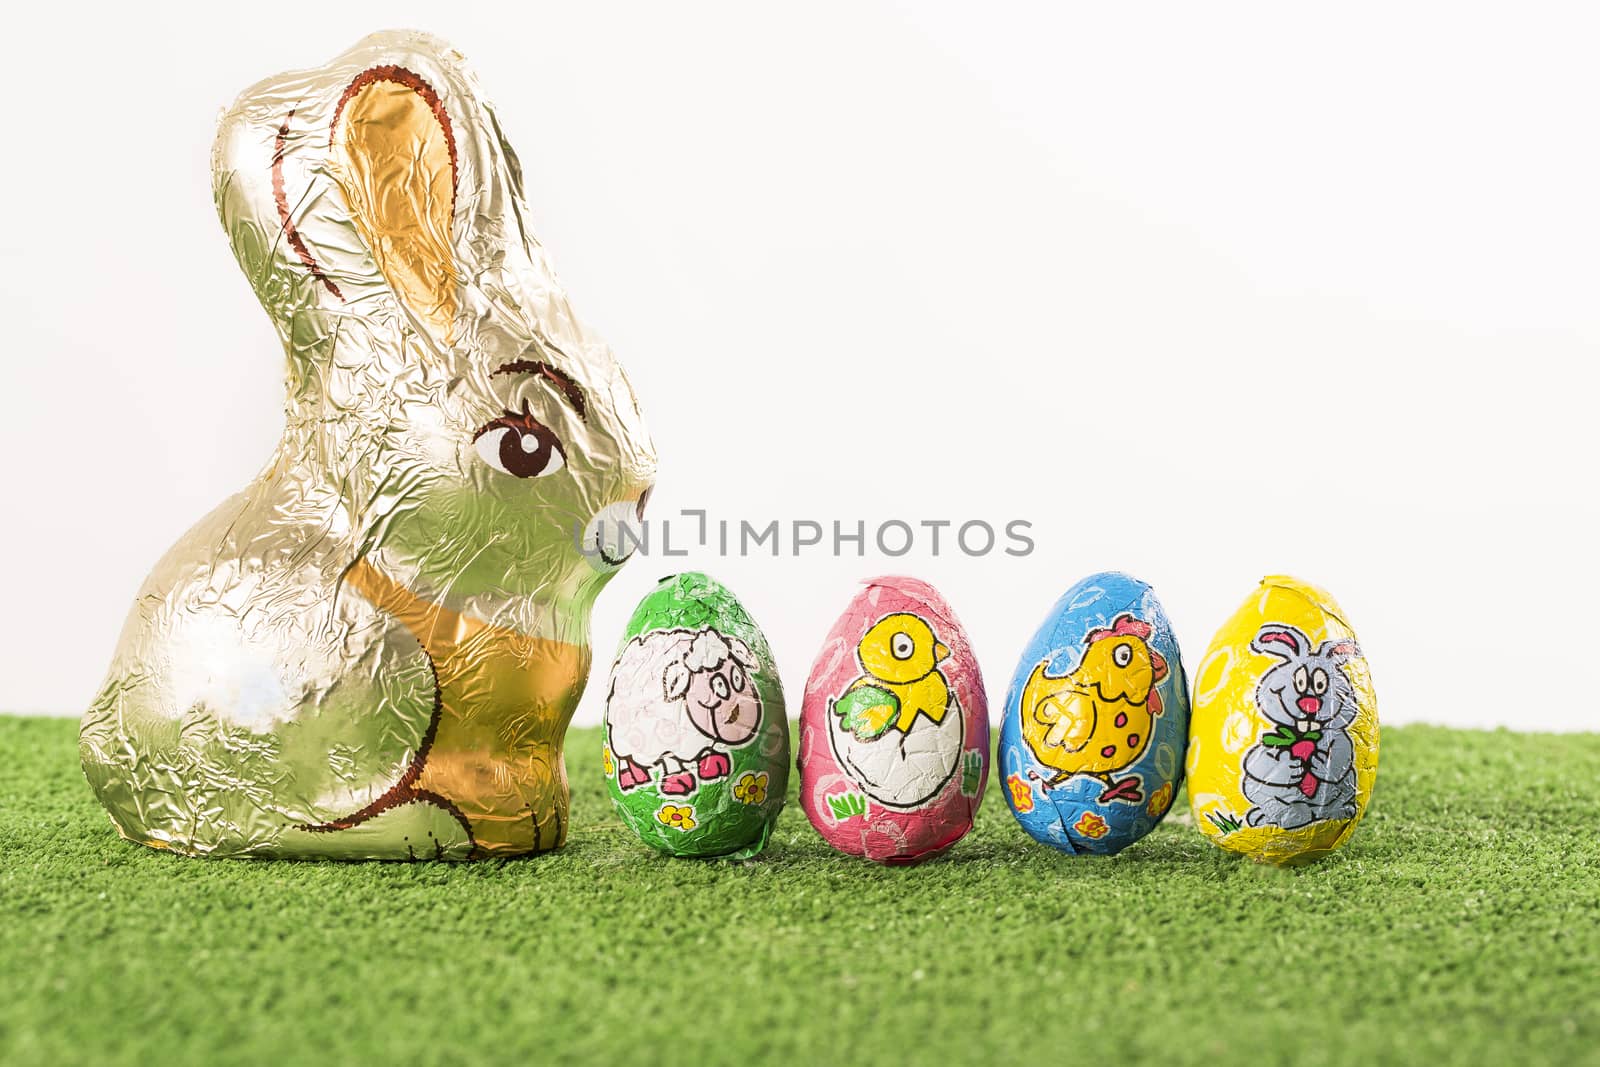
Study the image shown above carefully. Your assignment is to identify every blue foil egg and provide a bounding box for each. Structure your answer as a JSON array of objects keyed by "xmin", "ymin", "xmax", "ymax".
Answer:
[{"xmin": 998, "ymin": 572, "xmax": 1190, "ymax": 855}]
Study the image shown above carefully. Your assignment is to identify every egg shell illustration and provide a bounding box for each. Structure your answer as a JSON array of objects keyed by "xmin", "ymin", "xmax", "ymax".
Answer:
[
  {"xmin": 603, "ymin": 573, "xmax": 789, "ymax": 859},
  {"xmin": 799, "ymin": 577, "xmax": 989, "ymax": 864},
  {"xmin": 997, "ymin": 572, "xmax": 1190, "ymax": 856},
  {"xmin": 1187, "ymin": 575, "xmax": 1378, "ymax": 866}
]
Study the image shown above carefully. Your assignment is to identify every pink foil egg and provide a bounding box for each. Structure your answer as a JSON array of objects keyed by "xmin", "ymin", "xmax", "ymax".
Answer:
[{"xmin": 798, "ymin": 577, "xmax": 989, "ymax": 864}]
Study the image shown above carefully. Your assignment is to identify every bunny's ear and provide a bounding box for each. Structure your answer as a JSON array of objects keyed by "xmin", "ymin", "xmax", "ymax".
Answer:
[
  {"xmin": 1251, "ymin": 624, "xmax": 1308, "ymax": 661},
  {"xmin": 1317, "ymin": 639, "xmax": 1362, "ymax": 664},
  {"xmin": 329, "ymin": 65, "xmax": 460, "ymax": 344}
]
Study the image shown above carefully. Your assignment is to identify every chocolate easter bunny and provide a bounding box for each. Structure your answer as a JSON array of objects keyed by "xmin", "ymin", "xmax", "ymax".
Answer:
[{"xmin": 79, "ymin": 31, "xmax": 655, "ymax": 859}]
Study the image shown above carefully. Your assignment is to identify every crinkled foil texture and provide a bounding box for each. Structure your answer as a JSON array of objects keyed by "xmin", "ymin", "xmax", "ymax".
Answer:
[
  {"xmin": 602, "ymin": 573, "xmax": 790, "ymax": 859},
  {"xmin": 799, "ymin": 576, "xmax": 990, "ymax": 865},
  {"xmin": 1187, "ymin": 576, "xmax": 1379, "ymax": 866},
  {"xmin": 998, "ymin": 572, "xmax": 1191, "ymax": 857},
  {"xmin": 78, "ymin": 30, "xmax": 655, "ymax": 860}
]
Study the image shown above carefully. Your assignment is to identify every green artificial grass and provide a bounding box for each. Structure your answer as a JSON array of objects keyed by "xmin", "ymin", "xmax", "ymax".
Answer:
[{"xmin": 2, "ymin": 718, "xmax": 1597, "ymax": 1066}]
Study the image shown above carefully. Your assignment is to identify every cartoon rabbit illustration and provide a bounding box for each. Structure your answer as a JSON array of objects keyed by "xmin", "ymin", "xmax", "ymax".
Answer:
[
  {"xmin": 77, "ymin": 31, "xmax": 655, "ymax": 859},
  {"xmin": 1240, "ymin": 624, "xmax": 1362, "ymax": 830}
]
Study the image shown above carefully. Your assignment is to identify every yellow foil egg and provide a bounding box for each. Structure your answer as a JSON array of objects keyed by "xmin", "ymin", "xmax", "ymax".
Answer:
[{"xmin": 1187, "ymin": 576, "xmax": 1378, "ymax": 865}]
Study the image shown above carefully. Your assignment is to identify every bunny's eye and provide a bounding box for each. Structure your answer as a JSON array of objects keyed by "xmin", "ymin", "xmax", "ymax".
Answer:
[
  {"xmin": 1293, "ymin": 665, "xmax": 1310, "ymax": 694},
  {"xmin": 1311, "ymin": 668, "xmax": 1329, "ymax": 696},
  {"xmin": 473, "ymin": 411, "xmax": 566, "ymax": 479},
  {"xmin": 1113, "ymin": 642, "xmax": 1133, "ymax": 668}
]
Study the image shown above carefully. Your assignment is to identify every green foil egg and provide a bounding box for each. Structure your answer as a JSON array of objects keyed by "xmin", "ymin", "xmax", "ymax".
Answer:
[{"xmin": 603, "ymin": 573, "xmax": 789, "ymax": 858}]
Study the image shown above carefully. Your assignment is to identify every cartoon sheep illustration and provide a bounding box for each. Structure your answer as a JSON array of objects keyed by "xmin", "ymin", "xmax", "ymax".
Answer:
[
  {"xmin": 1241, "ymin": 624, "xmax": 1363, "ymax": 829},
  {"xmin": 605, "ymin": 628, "xmax": 764, "ymax": 796}
]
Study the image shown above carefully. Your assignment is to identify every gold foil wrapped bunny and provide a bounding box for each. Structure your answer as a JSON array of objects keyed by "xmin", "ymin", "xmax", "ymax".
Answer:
[{"xmin": 79, "ymin": 31, "xmax": 655, "ymax": 859}]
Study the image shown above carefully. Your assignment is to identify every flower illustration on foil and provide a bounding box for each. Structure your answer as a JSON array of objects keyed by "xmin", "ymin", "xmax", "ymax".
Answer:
[
  {"xmin": 656, "ymin": 804, "xmax": 697, "ymax": 832},
  {"xmin": 733, "ymin": 771, "xmax": 769, "ymax": 805},
  {"xmin": 1146, "ymin": 782, "xmax": 1174, "ymax": 818},
  {"xmin": 1074, "ymin": 811, "xmax": 1110, "ymax": 839},
  {"xmin": 602, "ymin": 746, "xmax": 615, "ymax": 777},
  {"xmin": 1007, "ymin": 773, "xmax": 1035, "ymax": 814}
]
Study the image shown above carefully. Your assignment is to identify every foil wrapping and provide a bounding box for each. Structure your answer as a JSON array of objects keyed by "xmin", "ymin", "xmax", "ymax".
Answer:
[
  {"xmin": 78, "ymin": 30, "xmax": 656, "ymax": 860},
  {"xmin": 998, "ymin": 572, "xmax": 1191, "ymax": 856},
  {"xmin": 1186, "ymin": 576, "xmax": 1379, "ymax": 866},
  {"xmin": 602, "ymin": 573, "xmax": 790, "ymax": 859},
  {"xmin": 799, "ymin": 577, "xmax": 989, "ymax": 864}
]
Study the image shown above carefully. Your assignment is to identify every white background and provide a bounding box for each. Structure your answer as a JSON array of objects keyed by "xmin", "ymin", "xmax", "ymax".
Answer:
[{"xmin": 2, "ymin": 2, "xmax": 1595, "ymax": 731}]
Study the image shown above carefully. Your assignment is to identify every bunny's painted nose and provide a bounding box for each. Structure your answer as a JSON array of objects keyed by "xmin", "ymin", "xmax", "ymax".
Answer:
[
  {"xmin": 582, "ymin": 498, "xmax": 649, "ymax": 570},
  {"xmin": 1297, "ymin": 696, "xmax": 1322, "ymax": 717}
]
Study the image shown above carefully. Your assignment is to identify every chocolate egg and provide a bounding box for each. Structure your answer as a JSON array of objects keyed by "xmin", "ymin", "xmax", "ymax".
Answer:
[
  {"xmin": 997, "ymin": 572, "xmax": 1190, "ymax": 855},
  {"xmin": 798, "ymin": 577, "xmax": 988, "ymax": 864},
  {"xmin": 603, "ymin": 573, "xmax": 788, "ymax": 858},
  {"xmin": 1187, "ymin": 575, "xmax": 1378, "ymax": 866}
]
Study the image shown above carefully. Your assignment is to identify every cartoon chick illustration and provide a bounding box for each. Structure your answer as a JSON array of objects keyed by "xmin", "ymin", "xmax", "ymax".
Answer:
[
  {"xmin": 1020, "ymin": 614, "xmax": 1168, "ymax": 804},
  {"xmin": 835, "ymin": 614, "xmax": 952, "ymax": 739},
  {"xmin": 828, "ymin": 613, "xmax": 964, "ymax": 809}
]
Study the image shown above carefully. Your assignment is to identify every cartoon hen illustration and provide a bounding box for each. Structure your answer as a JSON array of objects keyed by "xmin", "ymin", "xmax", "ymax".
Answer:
[
  {"xmin": 1020, "ymin": 614, "xmax": 1168, "ymax": 804},
  {"xmin": 827, "ymin": 613, "xmax": 964, "ymax": 810}
]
